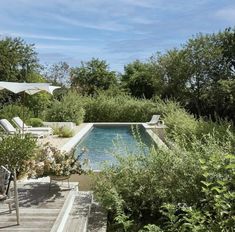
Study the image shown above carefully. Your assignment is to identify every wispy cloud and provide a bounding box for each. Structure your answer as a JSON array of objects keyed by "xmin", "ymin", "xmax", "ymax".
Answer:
[
  {"xmin": 36, "ymin": 44, "xmax": 101, "ymax": 53},
  {"xmin": 215, "ymin": 6, "xmax": 235, "ymax": 23},
  {"xmin": 46, "ymin": 14, "xmax": 128, "ymax": 32},
  {"xmin": 0, "ymin": 30, "xmax": 80, "ymax": 41}
]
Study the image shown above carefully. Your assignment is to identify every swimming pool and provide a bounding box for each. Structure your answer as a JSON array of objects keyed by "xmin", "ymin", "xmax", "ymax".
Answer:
[{"xmin": 74, "ymin": 124, "xmax": 155, "ymax": 170}]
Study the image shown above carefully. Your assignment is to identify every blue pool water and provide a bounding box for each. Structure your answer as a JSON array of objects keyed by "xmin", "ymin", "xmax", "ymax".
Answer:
[{"xmin": 74, "ymin": 125, "xmax": 154, "ymax": 170}]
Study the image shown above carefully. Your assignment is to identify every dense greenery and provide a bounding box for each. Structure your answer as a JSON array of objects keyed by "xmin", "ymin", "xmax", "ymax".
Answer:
[
  {"xmin": 1, "ymin": 28, "xmax": 235, "ymax": 123},
  {"xmin": 70, "ymin": 58, "xmax": 117, "ymax": 95},
  {"xmin": 0, "ymin": 27, "xmax": 235, "ymax": 231},
  {"xmin": 94, "ymin": 114, "xmax": 235, "ymax": 231},
  {"xmin": 81, "ymin": 92, "xmax": 158, "ymax": 122},
  {"xmin": 45, "ymin": 91, "xmax": 84, "ymax": 124}
]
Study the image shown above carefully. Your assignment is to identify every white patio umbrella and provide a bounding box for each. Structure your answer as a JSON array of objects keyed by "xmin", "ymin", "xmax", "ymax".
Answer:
[
  {"xmin": 0, "ymin": 81, "xmax": 60, "ymax": 130},
  {"xmin": 0, "ymin": 81, "xmax": 60, "ymax": 225}
]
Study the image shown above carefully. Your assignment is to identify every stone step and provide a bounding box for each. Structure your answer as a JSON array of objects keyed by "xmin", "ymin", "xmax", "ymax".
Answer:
[
  {"xmin": 87, "ymin": 201, "xmax": 107, "ymax": 232},
  {"xmin": 63, "ymin": 191, "xmax": 92, "ymax": 232}
]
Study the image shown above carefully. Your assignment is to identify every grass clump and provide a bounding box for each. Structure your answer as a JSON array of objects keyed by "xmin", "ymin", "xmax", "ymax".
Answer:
[{"xmin": 53, "ymin": 126, "xmax": 74, "ymax": 138}]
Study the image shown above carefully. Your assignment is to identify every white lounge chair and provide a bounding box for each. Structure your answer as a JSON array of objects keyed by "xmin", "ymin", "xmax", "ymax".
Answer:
[
  {"xmin": 147, "ymin": 115, "xmax": 164, "ymax": 125},
  {"xmin": 12, "ymin": 117, "xmax": 53, "ymax": 135},
  {"xmin": 0, "ymin": 119, "xmax": 45, "ymax": 138}
]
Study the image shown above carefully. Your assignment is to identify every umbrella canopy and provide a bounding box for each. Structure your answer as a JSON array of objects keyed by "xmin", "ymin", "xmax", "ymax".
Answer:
[{"xmin": 0, "ymin": 81, "xmax": 60, "ymax": 95}]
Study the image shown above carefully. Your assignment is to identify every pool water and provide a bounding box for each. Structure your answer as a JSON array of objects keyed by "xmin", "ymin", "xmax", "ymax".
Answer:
[{"xmin": 74, "ymin": 125, "xmax": 154, "ymax": 170}]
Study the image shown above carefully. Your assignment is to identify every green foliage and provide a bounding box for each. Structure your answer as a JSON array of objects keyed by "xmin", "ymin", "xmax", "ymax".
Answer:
[
  {"xmin": 0, "ymin": 37, "xmax": 39, "ymax": 82},
  {"xmin": 121, "ymin": 28, "xmax": 235, "ymax": 122},
  {"xmin": 158, "ymin": 154, "xmax": 235, "ymax": 232},
  {"xmin": 44, "ymin": 61, "xmax": 70, "ymax": 85},
  {"xmin": 46, "ymin": 91, "xmax": 84, "ymax": 124},
  {"xmin": 24, "ymin": 72, "xmax": 53, "ymax": 117},
  {"xmin": 0, "ymin": 37, "xmax": 40, "ymax": 106},
  {"xmin": 0, "ymin": 104, "xmax": 33, "ymax": 122},
  {"xmin": 29, "ymin": 118, "xmax": 44, "ymax": 127},
  {"xmin": 81, "ymin": 92, "xmax": 158, "ymax": 122},
  {"xmin": 94, "ymin": 117, "xmax": 235, "ymax": 231},
  {"xmin": 70, "ymin": 58, "xmax": 117, "ymax": 95},
  {"xmin": 53, "ymin": 126, "xmax": 74, "ymax": 138},
  {"xmin": 0, "ymin": 134, "xmax": 37, "ymax": 175},
  {"xmin": 122, "ymin": 60, "xmax": 161, "ymax": 99}
]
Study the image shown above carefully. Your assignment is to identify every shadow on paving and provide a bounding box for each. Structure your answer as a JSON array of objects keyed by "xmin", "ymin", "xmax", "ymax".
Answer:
[
  {"xmin": 0, "ymin": 182, "xmax": 71, "ymax": 230},
  {"xmin": 17, "ymin": 182, "xmax": 67, "ymax": 208}
]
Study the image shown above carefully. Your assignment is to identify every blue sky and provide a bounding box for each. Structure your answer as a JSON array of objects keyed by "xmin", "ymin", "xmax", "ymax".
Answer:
[{"xmin": 0, "ymin": 0, "xmax": 235, "ymax": 72}]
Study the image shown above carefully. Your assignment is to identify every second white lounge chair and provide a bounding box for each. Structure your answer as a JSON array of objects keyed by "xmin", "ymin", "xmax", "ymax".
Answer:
[
  {"xmin": 12, "ymin": 117, "xmax": 53, "ymax": 135},
  {"xmin": 147, "ymin": 115, "xmax": 164, "ymax": 125}
]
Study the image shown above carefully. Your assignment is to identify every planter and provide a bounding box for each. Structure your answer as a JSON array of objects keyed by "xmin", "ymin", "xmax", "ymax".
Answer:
[
  {"xmin": 49, "ymin": 175, "xmax": 71, "ymax": 190},
  {"xmin": 49, "ymin": 175, "xmax": 70, "ymax": 181}
]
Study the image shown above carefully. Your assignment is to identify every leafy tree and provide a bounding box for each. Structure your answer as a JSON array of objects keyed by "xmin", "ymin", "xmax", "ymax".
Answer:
[
  {"xmin": 70, "ymin": 58, "xmax": 117, "ymax": 95},
  {"xmin": 121, "ymin": 60, "xmax": 161, "ymax": 99},
  {"xmin": 150, "ymin": 50, "xmax": 190, "ymax": 102},
  {"xmin": 184, "ymin": 33, "xmax": 226, "ymax": 116},
  {"xmin": 0, "ymin": 37, "xmax": 43, "ymax": 108},
  {"xmin": 221, "ymin": 27, "xmax": 235, "ymax": 75},
  {"xmin": 0, "ymin": 37, "xmax": 39, "ymax": 82},
  {"xmin": 44, "ymin": 61, "xmax": 70, "ymax": 86}
]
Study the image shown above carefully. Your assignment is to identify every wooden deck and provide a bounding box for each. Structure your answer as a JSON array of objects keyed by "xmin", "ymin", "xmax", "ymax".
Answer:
[{"xmin": 0, "ymin": 182, "xmax": 71, "ymax": 232}]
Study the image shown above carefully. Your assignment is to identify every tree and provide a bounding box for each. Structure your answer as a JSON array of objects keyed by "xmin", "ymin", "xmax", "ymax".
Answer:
[
  {"xmin": 151, "ymin": 50, "xmax": 190, "ymax": 102},
  {"xmin": 0, "ymin": 37, "xmax": 40, "ymax": 106},
  {"xmin": 121, "ymin": 60, "xmax": 161, "ymax": 99},
  {"xmin": 44, "ymin": 61, "xmax": 70, "ymax": 86},
  {"xmin": 0, "ymin": 37, "xmax": 39, "ymax": 82},
  {"xmin": 221, "ymin": 27, "xmax": 235, "ymax": 75},
  {"xmin": 70, "ymin": 58, "xmax": 117, "ymax": 95},
  {"xmin": 184, "ymin": 32, "xmax": 233, "ymax": 117}
]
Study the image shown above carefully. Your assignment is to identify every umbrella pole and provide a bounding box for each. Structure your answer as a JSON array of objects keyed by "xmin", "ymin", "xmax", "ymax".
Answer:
[{"xmin": 22, "ymin": 91, "xmax": 25, "ymax": 134}]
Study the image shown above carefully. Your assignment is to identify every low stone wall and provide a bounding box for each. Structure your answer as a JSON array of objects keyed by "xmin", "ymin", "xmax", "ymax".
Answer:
[
  {"xmin": 43, "ymin": 122, "xmax": 76, "ymax": 129},
  {"xmin": 70, "ymin": 172, "xmax": 101, "ymax": 191}
]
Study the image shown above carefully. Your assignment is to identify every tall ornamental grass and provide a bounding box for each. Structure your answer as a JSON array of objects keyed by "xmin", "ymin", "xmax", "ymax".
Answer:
[{"xmin": 81, "ymin": 93, "xmax": 159, "ymax": 122}]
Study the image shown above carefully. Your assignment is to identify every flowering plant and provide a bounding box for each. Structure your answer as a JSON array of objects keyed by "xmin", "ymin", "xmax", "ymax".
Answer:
[{"xmin": 28, "ymin": 144, "xmax": 83, "ymax": 178}]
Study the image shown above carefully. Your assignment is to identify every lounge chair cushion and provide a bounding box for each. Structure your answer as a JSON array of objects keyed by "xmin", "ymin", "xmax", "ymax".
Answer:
[{"xmin": 0, "ymin": 119, "xmax": 17, "ymax": 134}]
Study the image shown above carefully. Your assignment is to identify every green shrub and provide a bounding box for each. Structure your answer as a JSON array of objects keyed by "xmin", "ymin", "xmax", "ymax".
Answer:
[
  {"xmin": 82, "ymin": 93, "xmax": 159, "ymax": 122},
  {"xmin": 94, "ymin": 130, "xmax": 234, "ymax": 231},
  {"xmin": 0, "ymin": 134, "xmax": 37, "ymax": 176},
  {"xmin": 158, "ymin": 154, "xmax": 235, "ymax": 232},
  {"xmin": 29, "ymin": 118, "xmax": 44, "ymax": 127},
  {"xmin": 46, "ymin": 91, "xmax": 84, "ymax": 125},
  {"xmin": 53, "ymin": 126, "xmax": 74, "ymax": 138},
  {"xmin": 0, "ymin": 104, "xmax": 33, "ymax": 122}
]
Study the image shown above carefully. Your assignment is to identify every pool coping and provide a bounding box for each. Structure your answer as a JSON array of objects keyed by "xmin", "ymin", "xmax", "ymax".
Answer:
[{"xmin": 61, "ymin": 122, "xmax": 167, "ymax": 152}]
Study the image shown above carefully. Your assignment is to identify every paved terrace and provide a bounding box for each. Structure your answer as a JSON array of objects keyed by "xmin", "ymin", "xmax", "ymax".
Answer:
[{"xmin": 0, "ymin": 181, "xmax": 72, "ymax": 232}]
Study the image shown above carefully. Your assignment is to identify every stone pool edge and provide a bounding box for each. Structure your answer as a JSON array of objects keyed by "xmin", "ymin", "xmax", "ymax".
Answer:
[{"xmin": 61, "ymin": 122, "xmax": 167, "ymax": 155}]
